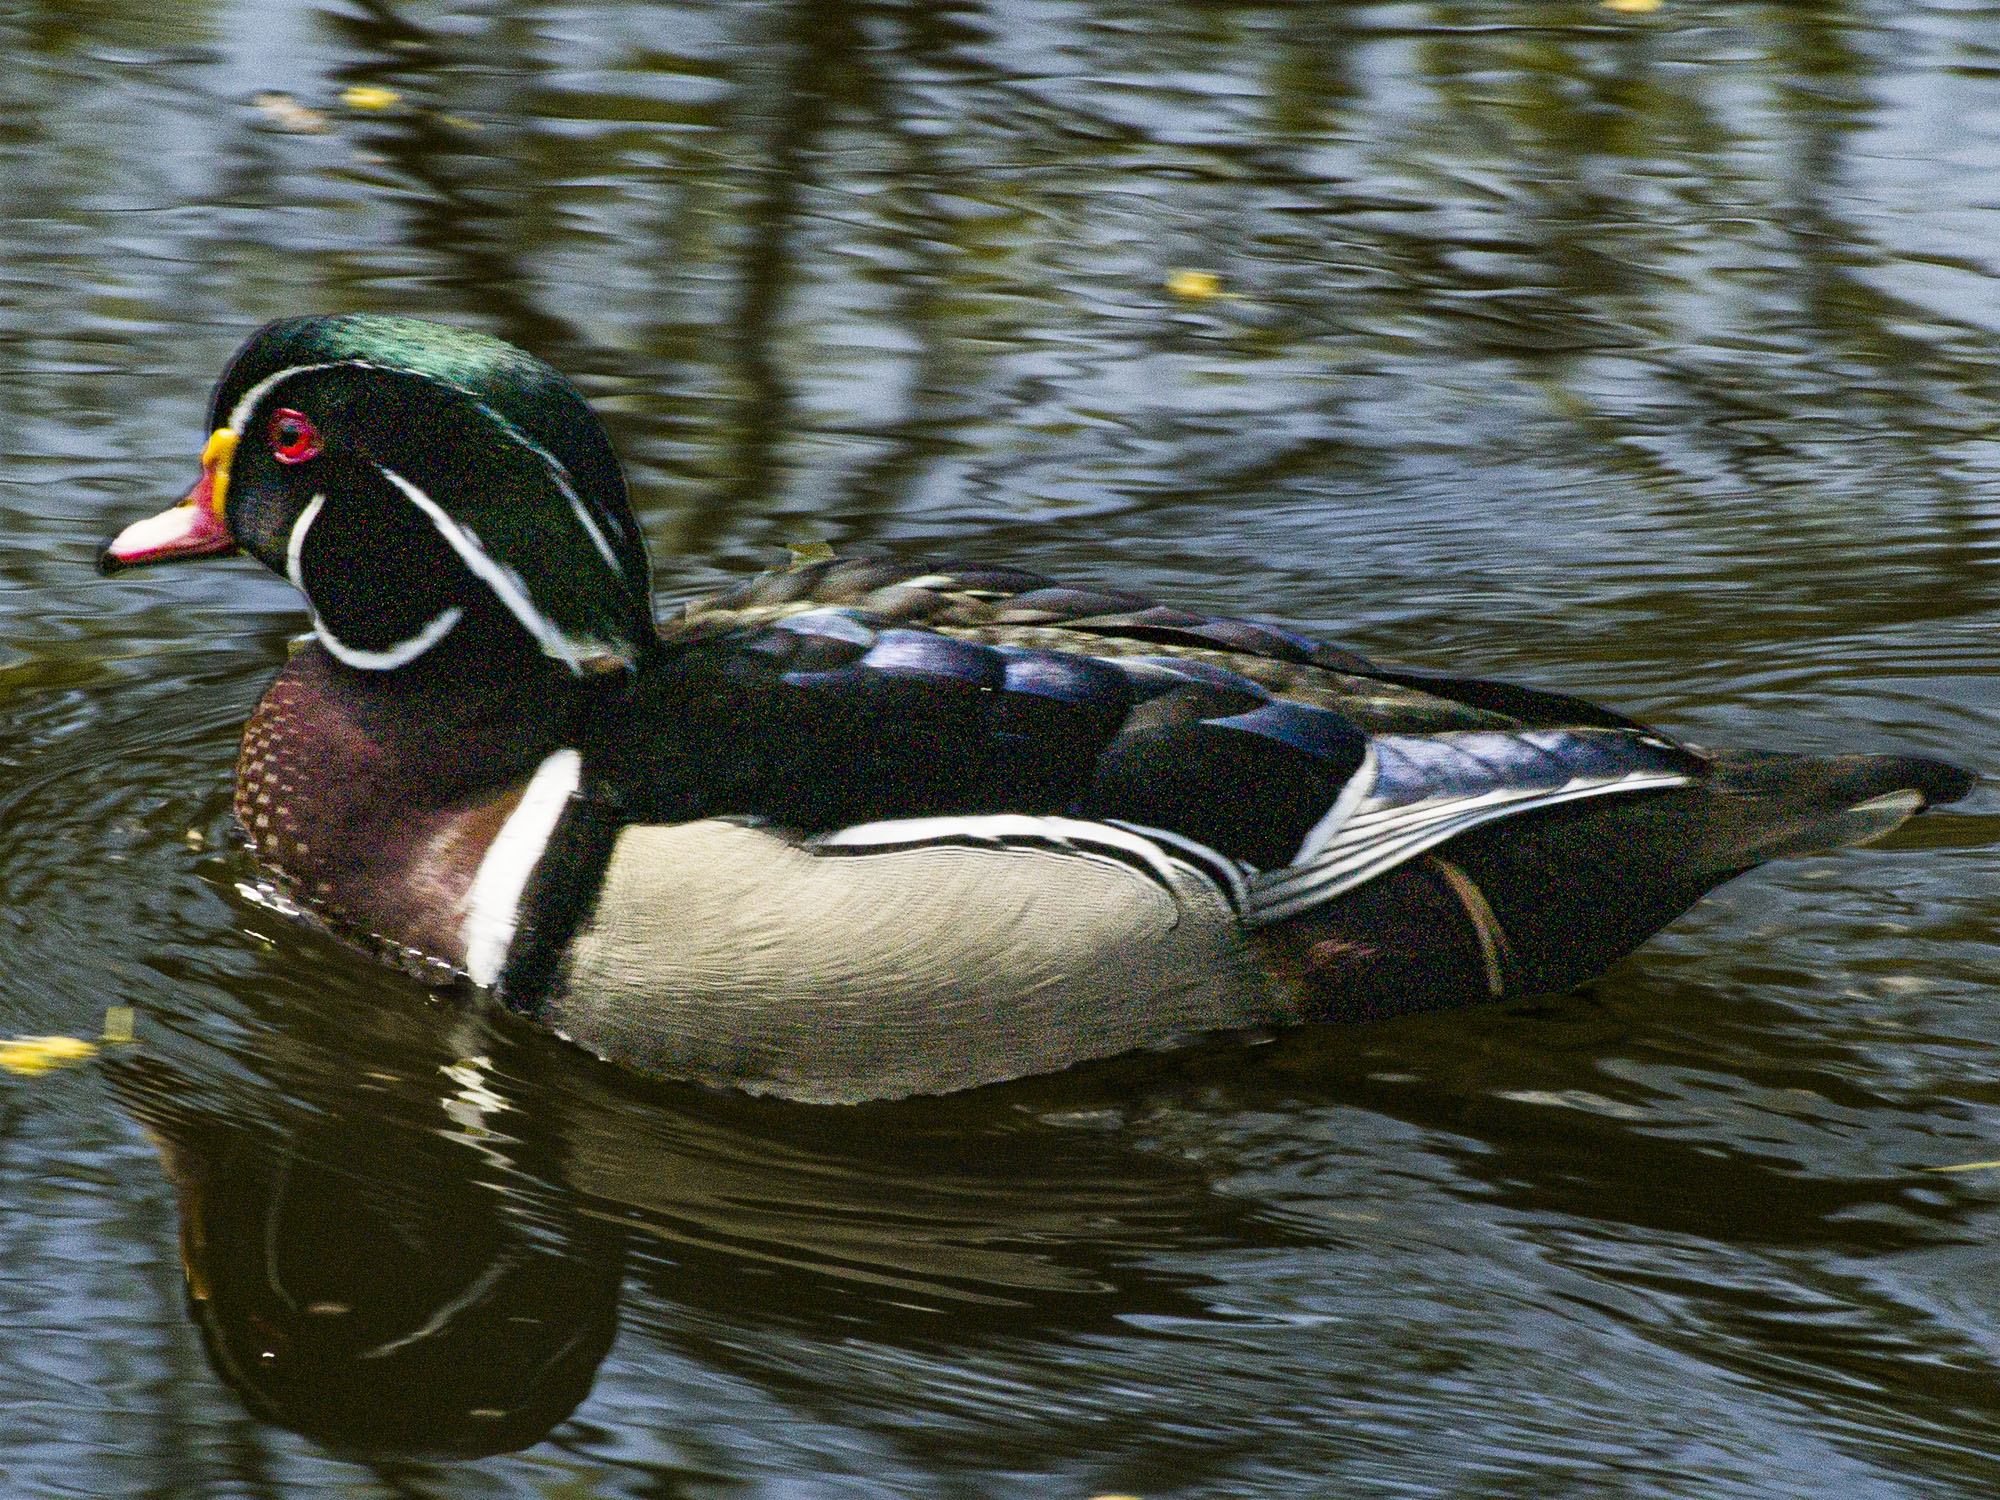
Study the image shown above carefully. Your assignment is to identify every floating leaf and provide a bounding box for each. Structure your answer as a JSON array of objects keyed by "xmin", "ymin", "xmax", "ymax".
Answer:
[
  {"xmin": 1602, "ymin": 0, "xmax": 1662, "ymax": 11},
  {"xmin": 1, "ymin": 1036, "xmax": 98, "ymax": 1076},
  {"xmin": 1925, "ymin": 1159, "xmax": 2000, "ymax": 1173},
  {"xmin": 1165, "ymin": 269, "xmax": 1223, "ymax": 300},
  {"xmin": 249, "ymin": 92, "xmax": 327, "ymax": 133},
  {"xmin": 340, "ymin": 85, "xmax": 402, "ymax": 111},
  {"xmin": 786, "ymin": 539, "xmax": 837, "ymax": 570}
]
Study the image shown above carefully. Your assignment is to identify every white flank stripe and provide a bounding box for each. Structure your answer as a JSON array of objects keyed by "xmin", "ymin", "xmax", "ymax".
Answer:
[
  {"xmin": 1247, "ymin": 768, "xmax": 1689, "ymax": 926},
  {"xmin": 373, "ymin": 463, "xmax": 623, "ymax": 674},
  {"xmin": 1102, "ymin": 819, "xmax": 1252, "ymax": 914},
  {"xmin": 1292, "ymin": 742, "xmax": 1378, "ymax": 865},
  {"xmin": 315, "ymin": 605, "xmax": 464, "ymax": 671},
  {"xmin": 462, "ymin": 748, "xmax": 583, "ymax": 987},
  {"xmin": 814, "ymin": 813, "xmax": 1206, "ymax": 902}
]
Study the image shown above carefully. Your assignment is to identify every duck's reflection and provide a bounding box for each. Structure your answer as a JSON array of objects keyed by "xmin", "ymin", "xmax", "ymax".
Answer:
[
  {"xmin": 114, "ymin": 1046, "xmax": 625, "ymax": 1461},
  {"xmin": 109, "ymin": 946, "xmax": 1296, "ymax": 1463}
]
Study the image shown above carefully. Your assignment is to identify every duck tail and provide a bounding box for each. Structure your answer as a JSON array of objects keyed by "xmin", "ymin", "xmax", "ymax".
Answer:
[
  {"xmin": 1266, "ymin": 748, "xmax": 1974, "ymax": 1021},
  {"xmin": 1676, "ymin": 749, "xmax": 1974, "ymax": 866}
]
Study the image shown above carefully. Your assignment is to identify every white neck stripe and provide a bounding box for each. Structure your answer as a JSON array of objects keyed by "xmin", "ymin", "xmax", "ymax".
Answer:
[
  {"xmin": 285, "ymin": 492, "xmax": 324, "ymax": 590},
  {"xmin": 462, "ymin": 748, "xmax": 583, "ymax": 987},
  {"xmin": 229, "ymin": 361, "xmax": 640, "ymax": 668},
  {"xmin": 287, "ymin": 487, "xmax": 465, "ymax": 669}
]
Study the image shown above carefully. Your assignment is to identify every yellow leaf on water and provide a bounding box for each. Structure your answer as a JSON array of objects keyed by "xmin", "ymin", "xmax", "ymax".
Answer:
[
  {"xmin": 1925, "ymin": 1159, "xmax": 2000, "ymax": 1173},
  {"xmin": 1165, "ymin": 269, "xmax": 1223, "ymax": 300},
  {"xmin": 786, "ymin": 539, "xmax": 837, "ymax": 570},
  {"xmin": 1602, "ymin": 0, "xmax": 1662, "ymax": 11},
  {"xmin": 1, "ymin": 1036, "xmax": 98, "ymax": 1076},
  {"xmin": 341, "ymin": 85, "xmax": 402, "ymax": 111},
  {"xmin": 249, "ymin": 92, "xmax": 327, "ymax": 133}
]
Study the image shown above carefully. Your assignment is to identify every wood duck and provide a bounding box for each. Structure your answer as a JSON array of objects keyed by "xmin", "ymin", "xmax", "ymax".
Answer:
[{"xmin": 100, "ymin": 315, "xmax": 1975, "ymax": 1103}]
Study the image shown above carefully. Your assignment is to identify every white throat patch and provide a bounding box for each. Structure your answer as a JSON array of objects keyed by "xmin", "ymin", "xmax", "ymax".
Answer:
[
  {"xmin": 314, "ymin": 606, "xmax": 465, "ymax": 671},
  {"xmin": 285, "ymin": 490, "xmax": 465, "ymax": 671}
]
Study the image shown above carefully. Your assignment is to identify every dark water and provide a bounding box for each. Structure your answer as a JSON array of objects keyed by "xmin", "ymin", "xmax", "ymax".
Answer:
[{"xmin": 6, "ymin": 1, "xmax": 2000, "ymax": 1494}]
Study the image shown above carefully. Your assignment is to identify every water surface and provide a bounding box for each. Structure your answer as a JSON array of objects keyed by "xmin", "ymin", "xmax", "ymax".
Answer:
[{"xmin": 6, "ymin": 2, "xmax": 2000, "ymax": 1495}]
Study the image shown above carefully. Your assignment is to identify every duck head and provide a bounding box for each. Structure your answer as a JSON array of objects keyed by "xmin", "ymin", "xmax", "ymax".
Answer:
[{"xmin": 101, "ymin": 314, "xmax": 655, "ymax": 675}]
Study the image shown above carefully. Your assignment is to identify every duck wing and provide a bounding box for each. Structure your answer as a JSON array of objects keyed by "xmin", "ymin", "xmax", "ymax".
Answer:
[
  {"xmin": 594, "ymin": 560, "xmax": 1724, "ymax": 930},
  {"xmin": 661, "ymin": 552, "xmax": 1647, "ymax": 737}
]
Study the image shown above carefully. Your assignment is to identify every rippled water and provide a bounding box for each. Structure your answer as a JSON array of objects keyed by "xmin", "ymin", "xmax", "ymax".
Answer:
[{"xmin": 7, "ymin": 1, "xmax": 2000, "ymax": 1495}]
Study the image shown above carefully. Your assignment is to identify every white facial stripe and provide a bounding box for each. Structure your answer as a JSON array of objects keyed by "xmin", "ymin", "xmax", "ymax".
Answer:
[
  {"xmin": 462, "ymin": 748, "xmax": 583, "ymax": 987},
  {"xmin": 464, "ymin": 392, "xmax": 632, "ymax": 575},
  {"xmin": 568, "ymin": 494, "xmax": 622, "ymax": 572},
  {"xmin": 360, "ymin": 1257, "xmax": 516, "ymax": 1359},
  {"xmin": 315, "ymin": 605, "xmax": 464, "ymax": 671},
  {"xmin": 285, "ymin": 493, "xmax": 325, "ymax": 590},
  {"xmin": 373, "ymin": 462, "xmax": 625, "ymax": 674},
  {"xmin": 225, "ymin": 361, "xmax": 349, "ymax": 435},
  {"xmin": 231, "ymin": 362, "xmax": 640, "ymax": 603}
]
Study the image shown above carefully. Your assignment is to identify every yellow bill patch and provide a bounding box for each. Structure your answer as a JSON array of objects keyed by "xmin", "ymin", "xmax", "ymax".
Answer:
[{"xmin": 201, "ymin": 427, "xmax": 238, "ymax": 516}]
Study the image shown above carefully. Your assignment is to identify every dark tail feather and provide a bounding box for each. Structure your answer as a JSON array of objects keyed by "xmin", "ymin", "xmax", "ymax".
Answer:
[
  {"xmin": 1264, "ymin": 749, "xmax": 1975, "ymax": 1022},
  {"xmin": 1680, "ymin": 750, "xmax": 1974, "ymax": 865}
]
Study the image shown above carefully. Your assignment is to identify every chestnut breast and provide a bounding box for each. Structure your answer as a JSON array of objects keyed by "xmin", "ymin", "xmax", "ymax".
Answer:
[{"xmin": 233, "ymin": 645, "xmax": 567, "ymax": 973}]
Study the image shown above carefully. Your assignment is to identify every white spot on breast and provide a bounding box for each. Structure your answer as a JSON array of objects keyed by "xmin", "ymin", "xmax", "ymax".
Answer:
[{"xmin": 461, "ymin": 748, "xmax": 583, "ymax": 987}]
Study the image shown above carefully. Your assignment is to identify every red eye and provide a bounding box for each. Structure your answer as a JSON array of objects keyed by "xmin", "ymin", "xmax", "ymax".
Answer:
[{"xmin": 269, "ymin": 408, "xmax": 322, "ymax": 464}]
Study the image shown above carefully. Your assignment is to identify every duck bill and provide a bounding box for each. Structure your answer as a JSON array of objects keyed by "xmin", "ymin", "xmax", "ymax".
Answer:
[{"xmin": 98, "ymin": 430, "xmax": 240, "ymax": 575}]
